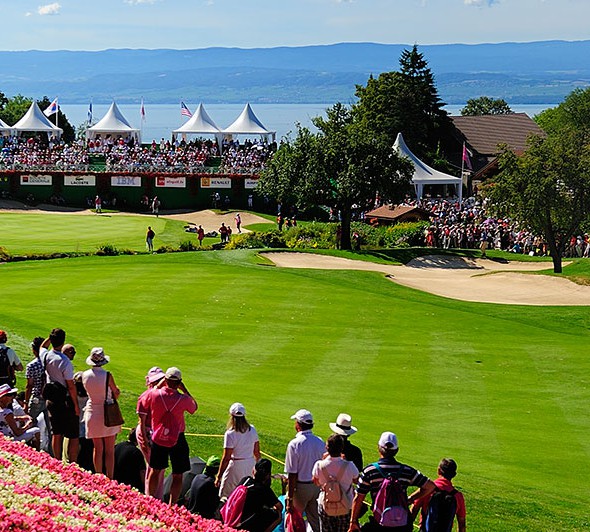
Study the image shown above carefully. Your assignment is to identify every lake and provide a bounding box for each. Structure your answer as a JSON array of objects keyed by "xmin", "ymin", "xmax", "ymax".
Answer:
[{"xmin": 62, "ymin": 103, "xmax": 555, "ymax": 143}]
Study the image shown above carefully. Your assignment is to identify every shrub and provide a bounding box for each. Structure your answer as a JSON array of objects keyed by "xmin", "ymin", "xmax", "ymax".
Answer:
[
  {"xmin": 283, "ymin": 222, "xmax": 334, "ymax": 249},
  {"xmin": 351, "ymin": 221, "xmax": 428, "ymax": 248},
  {"xmin": 225, "ymin": 230, "xmax": 287, "ymax": 250},
  {"xmin": 155, "ymin": 245, "xmax": 177, "ymax": 254},
  {"xmin": 0, "ymin": 246, "xmax": 11, "ymax": 262},
  {"xmin": 179, "ymin": 240, "xmax": 198, "ymax": 252},
  {"xmin": 95, "ymin": 243, "xmax": 119, "ymax": 256}
]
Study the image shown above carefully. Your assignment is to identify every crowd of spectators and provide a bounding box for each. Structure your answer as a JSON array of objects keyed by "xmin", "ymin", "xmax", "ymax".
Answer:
[{"xmin": 0, "ymin": 134, "xmax": 276, "ymax": 174}]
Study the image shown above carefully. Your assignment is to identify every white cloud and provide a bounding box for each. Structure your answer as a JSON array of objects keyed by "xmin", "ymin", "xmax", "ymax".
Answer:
[
  {"xmin": 25, "ymin": 12, "xmax": 33, "ymax": 17},
  {"xmin": 124, "ymin": 0, "xmax": 157, "ymax": 4},
  {"xmin": 464, "ymin": 0, "xmax": 499, "ymax": 5},
  {"xmin": 37, "ymin": 3, "xmax": 61, "ymax": 15}
]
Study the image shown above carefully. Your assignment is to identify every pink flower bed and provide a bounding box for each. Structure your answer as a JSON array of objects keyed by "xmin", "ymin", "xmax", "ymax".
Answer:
[{"xmin": 0, "ymin": 435, "xmax": 233, "ymax": 531}]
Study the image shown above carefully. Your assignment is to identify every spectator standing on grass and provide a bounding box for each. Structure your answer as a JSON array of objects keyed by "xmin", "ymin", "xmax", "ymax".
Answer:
[
  {"xmin": 25, "ymin": 336, "xmax": 52, "ymax": 454},
  {"xmin": 94, "ymin": 195, "xmax": 102, "ymax": 213},
  {"xmin": 197, "ymin": 225, "xmax": 205, "ymax": 247},
  {"xmin": 0, "ymin": 330, "xmax": 23, "ymax": 387},
  {"xmin": 219, "ymin": 223, "xmax": 229, "ymax": 244},
  {"xmin": 235, "ymin": 213, "xmax": 242, "ymax": 233},
  {"xmin": 146, "ymin": 226, "xmax": 155, "ymax": 253},
  {"xmin": 137, "ymin": 366, "xmax": 166, "ymax": 498},
  {"xmin": 412, "ymin": 458, "xmax": 466, "ymax": 532},
  {"xmin": 285, "ymin": 408, "xmax": 325, "ymax": 532},
  {"xmin": 216, "ymin": 402, "xmax": 260, "ymax": 499},
  {"xmin": 144, "ymin": 366, "xmax": 197, "ymax": 504},
  {"xmin": 81, "ymin": 347, "xmax": 122, "ymax": 479},
  {"xmin": 329, "ymin": 413, "xmax": 363, "ymax": 473},
  {"xmin": 313, "ymin": 434, "xmax": 359, "ymax": 532},
  {"xmin": 348, "ymin": 432, "xmax": 435, "ymax": 532},
  {"xmin": 40, "ymin": 329, "xmax": 80, "ymax": 463}
]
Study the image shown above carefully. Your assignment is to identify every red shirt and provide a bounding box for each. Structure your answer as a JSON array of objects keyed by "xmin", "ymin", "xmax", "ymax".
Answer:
[{"xmin": 414, "ymin": 476, "xmax": 466, "ymax": 525}]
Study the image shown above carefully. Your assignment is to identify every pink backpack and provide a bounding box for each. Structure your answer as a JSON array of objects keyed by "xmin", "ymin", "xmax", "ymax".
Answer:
[
  {"xmin": 151, "ymin": 392, "xmax": 183, "ymax": 447},
  {"xmin": 221, "ymin": 484, "xmax": 248, "ymax": 527}
]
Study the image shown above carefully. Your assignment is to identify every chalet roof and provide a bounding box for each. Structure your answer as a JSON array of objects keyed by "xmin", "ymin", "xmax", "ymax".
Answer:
[
  {"xmin": 451, "ymin": 113, "xmax": 545, "ymax": 156},
  {"xmin": 366, "ymin": 205, "xmax": 430, "ymax": 221}
]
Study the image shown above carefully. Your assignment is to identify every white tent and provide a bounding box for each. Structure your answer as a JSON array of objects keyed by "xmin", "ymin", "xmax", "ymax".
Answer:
[
  {"xmin": 87, "ymin": 101, "xmax": 140, "ymax": 144},
  {"xmin": 0, "ymin": 118, "xmax": 12, "ymax": 136},
  {"xmin": 394, "ymin": 133, "xmax": 462, "ymax": 203},
  {"xmin": 223, "ymin": 103, "xmax": 276, "ymax": 143},
  {"xmin": 12, "ymin": 102, "xmax": 62, "ymax": 139},
  {"xmin": 172, "ymin": 103, "xmax": 223, "ymax": 149}
]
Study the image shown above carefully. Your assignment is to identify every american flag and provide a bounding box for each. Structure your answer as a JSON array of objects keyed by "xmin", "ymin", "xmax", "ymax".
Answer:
[{"xmin": 180, "ymin": 102, "xmax": 192, "ymax": 118}]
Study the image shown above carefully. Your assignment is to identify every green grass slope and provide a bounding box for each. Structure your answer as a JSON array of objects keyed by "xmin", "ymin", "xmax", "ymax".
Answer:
[{"xmin": 0, "ymin": 250, "xmax": 588, "ymax": 531}]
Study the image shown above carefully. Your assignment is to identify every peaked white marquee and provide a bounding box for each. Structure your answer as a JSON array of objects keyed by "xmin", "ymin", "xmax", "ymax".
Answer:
[
  {"xmin": 173, "ymin": 103, "xmax": 223, "ymax": 149},
  {"xmin": 12, "ymin": 102, "xmax": 63, "ymax": 139},
  {"xmin": 87, "ymin": 101, "xmax": 140, "ymax": 143},
  {"xmin": 223, "ymin": 103, "xmax": 276, "ymax": 142}
]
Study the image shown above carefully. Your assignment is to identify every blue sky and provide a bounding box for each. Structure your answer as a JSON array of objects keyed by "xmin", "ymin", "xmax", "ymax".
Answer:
[{"xmin": 1, "ymin": 0, "xmax": 588, "ymax": 51}]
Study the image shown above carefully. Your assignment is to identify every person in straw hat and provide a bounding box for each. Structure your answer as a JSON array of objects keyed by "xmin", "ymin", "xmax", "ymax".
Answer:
[
  {"xmin": 81, "ymin": 347, "xmax": 122, "ymax": 479},
  {"xmin": 329, "ymin": 413, "xmax": 363, "ymax": 472}
]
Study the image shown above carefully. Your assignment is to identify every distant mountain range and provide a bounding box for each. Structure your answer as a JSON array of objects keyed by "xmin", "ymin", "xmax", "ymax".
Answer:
[{"xmin": 1, "ymin": 41, "xmax": 589, "ymax": 105}]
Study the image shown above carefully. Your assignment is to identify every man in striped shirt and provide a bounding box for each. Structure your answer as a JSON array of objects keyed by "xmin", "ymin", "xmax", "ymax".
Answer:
[{"xmin": 348, "ymin": 432, "xmax": 435, "ymax": 532}]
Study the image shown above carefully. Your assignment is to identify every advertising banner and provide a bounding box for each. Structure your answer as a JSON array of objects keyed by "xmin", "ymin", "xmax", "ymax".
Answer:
[
  {"xmin": 20, "ymin": 175, "xmax": 52, "ymax": 185},
  {"xmin": 244, "ymin": 178, "xmax": 258, "ymax": 189},
  {"xmin": 64, "ymin": 175, "xmax": 96, "ymax": 186},
  {"xmin": 156, "ymin": 176, "xmax": 186, "ymax": 188},
  {"xmin": 200, "ymin": 177, "xmax": 231, "ymax": 189},
  {"xmin": 111, "ymin": 175, "xmax": 142, "ymax": 187}
]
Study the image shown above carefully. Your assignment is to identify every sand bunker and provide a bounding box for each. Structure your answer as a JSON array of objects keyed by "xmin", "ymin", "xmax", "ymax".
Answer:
[{"xmin": 263, "ymin": 252, "xmax": 590, "ymax": 306}]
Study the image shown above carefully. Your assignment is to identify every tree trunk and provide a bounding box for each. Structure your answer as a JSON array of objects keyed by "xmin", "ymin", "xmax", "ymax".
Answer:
[
  {"xmin": 340, "ymin": 207, "xmax": 352, "ymax": 250},
  {"xmin": 545, "ymin": 222, "xmax": 562, "ymax": 273}
]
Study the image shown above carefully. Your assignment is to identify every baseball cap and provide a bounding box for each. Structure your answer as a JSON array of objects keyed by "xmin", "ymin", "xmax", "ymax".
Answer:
[
  {"xmin": 378, "ymin": 431, "xmax": 399, "ymax": 450},
  {"xmin": 291, "ymin": 409, "xmax": 313, "ymax": 424},
  {"xmin": 165, "ymin": 367, "xmax": 182, "ymax": 381},
  {"xmin": 206, "ymin": 455, "xmax": 221, "ymax": 468},
  {"xmin": 229, "ymin": 402, "xmax": 246, "ymax": 417}
]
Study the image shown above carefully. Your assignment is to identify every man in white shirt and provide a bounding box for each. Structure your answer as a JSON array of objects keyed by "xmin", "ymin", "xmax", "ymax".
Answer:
[{"xmin": 285, "ymin": 409, "xmax": 325, "ymax": 532}]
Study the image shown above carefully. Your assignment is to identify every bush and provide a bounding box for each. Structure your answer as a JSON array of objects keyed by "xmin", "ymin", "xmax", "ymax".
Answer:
[
  {"xmin": 179, "ymin": 240, "xmax": 198, "ymax": 252},
  {"xmin": 225, "ymin": 230, "xmax": 287, "ymax": 250},
  {"xmin": 0, "ymin": 246, "xmax": 10, "ymax": 262},
  {"xmin": 155, "ymin": 245, "xmax": 177, "ymax": 254},
  {"xmin": 95, "ymin": 244, "xmax": 119, "ymax": 256},
  {"xmin": 351, "ymin": 221, "xmax": 428, "ymax": 248},
  {"xmin": 283, "ymin": 223, "xmax": 334, "ymax": 249}
]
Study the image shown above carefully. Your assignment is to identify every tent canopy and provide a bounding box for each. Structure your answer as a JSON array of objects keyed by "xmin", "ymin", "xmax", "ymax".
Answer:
[
  {"xmin": 12, "ymin": 102, "xmax": 62, "ymax": 139},
  {"xmin": 0, "ymin": 118, "xmax": 12, "ymax": 135},
  {"xmin": 393, "ymin": 132, "xmax": 462, "ymax": 202},
  {"xmin": 172, "ymin": 103, "xmax": 223, "ymax": 149},
  {"xmin": 87, "ymin": 101, "xmax": 140, "ymax": 143},
  {"xmin": 223, "ymin": 103, "xmax": 276, "ymax": 142}
]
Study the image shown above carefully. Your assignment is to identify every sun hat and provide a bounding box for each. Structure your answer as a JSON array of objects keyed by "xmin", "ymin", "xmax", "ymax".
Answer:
[
  {"xmin": 378, "ymin": 431, "xmax": 399, "ymax": 450},
  {"xmin": 145, "ymin": 366, "xmax": 166, "ymax": 385},
  {"xmin": 229, "ymin": 402, "xmax": 246, "ymax": 417},
  {"xmin": 165, "ymin": 367, "xmax": 182, "ymax": 381},
  {"xmin": 329, "ymin": 413, "xmax": 357, "ymax": 436},
  {"xmin": 0, "ymin": 384, "xmax": 18, "ymax": 398},
  {"xmin": 85, "ymin": 347, "xmax": 110, "ymax": 367},
  {"xmin": 291, "ymin": 409, "xmax": 313, "ymax": 424}
]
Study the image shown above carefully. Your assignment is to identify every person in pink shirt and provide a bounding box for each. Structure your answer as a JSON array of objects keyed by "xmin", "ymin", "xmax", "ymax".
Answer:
[
  {"xmin": 412, "ymin": 458, "xmax": 466, "ymax": 532},
  {"xmin": 143, "ymin": 366, "xmax": 197, "ymax": 504}
]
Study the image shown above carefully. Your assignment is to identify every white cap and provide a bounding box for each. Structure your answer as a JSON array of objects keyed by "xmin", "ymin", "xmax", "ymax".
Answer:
[
  {"xmin": 291, "ymin": 409, "xmax": 313, "ymax": 424},
  {"xmin": 229, "ymin": 402, "xmax": 246, "ymax": 417},
  {"xmin": 165, "ymin": 367, "xmax": 182, "ymax": 381},
  {"xmin": 378, "ymin": 431, "xmax": 399, "ymax": 450}
]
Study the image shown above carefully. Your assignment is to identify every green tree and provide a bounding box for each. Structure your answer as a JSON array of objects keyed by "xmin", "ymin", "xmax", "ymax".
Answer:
[
  {"xmin": 535, "ymin": 87, "xmax": 590, "ymax": 136},
  {"xmin": 0, "ymin": 91, "xmax": 8, "ymax": 113},
  {"xmin": 488, "ymin": 129, "xmax": 590, "ymax": 273},
  {"xmin": 258, "ymin": 103, "xmax": 413, "ymax": 249},
  {"xmin": 461, "ymin": 96, "xmax": 513, "ymax": 116},
  {"xmin": 0, "ymin": 94, "xmax": 32, "ymax": 126},
  {"xmin": 354, "ymin": 45, "xmax": 452, "ymax": 161}
]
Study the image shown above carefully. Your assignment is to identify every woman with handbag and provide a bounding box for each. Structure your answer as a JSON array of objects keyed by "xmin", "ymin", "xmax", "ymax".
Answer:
[{"xmin": 81, "ymin": 347, "xmax": 122, "ymax": 479}]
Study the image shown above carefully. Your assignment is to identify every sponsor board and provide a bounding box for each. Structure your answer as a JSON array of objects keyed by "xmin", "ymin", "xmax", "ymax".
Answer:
[
  {"xmin": 200, "ymin": 177, "xmax": 232, "ymax": 189},
  {"xmin": 156, "ymin": 176, "xmax": 186, "ymax": 188},
  {"xmin": 64, "ymin": 175, "xmax": 96, "ymax": 186},
  {"xmin": 20, "ymin": 174, "xmax": 52, "ymax": 186},
  {"xmin": 111, "ymin": 175, "xmax": 142, "ymax": 187},
  {"xmin": 244, "ymin": 178, "xmax": 258, "ymax": 189}
]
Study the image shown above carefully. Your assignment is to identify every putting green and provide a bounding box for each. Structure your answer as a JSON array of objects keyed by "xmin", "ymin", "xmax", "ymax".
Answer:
[{"xmin": 1, "ymin": 250, "xmax": 588, "ymax": 531}]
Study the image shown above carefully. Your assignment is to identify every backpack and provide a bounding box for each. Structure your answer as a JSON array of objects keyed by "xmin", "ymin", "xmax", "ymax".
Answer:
[
  {"xmin": 322, "ymin": 462, "xmax": 350, "ymax": 516},
  {"xmin": 0, "ymin": 346, "xmax": 16, "ymax": 387},
  {"xmin": 372, "ymin": 463, "xmax": 409, "ymax": 528},
  {"xmin": 220, "ymin": 483, "xmax": 249, "ymax": 527},
  {"xmin": 423, "ymin": 488, "xmax": 458, "ymax": 532},
  {"xmin": 151, "ymin": 392, "xmax": 183, "ymax": 447}
]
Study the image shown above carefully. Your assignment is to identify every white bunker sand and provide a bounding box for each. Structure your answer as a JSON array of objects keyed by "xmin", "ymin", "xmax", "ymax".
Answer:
[{"xmin": 264, "ymin": 252, "xmax": 590, "ymax": 306}]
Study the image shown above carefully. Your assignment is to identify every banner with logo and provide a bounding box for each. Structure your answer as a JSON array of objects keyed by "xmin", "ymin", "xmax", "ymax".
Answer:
[
  {"xmin": 64, "ymin": 175, "xmax": 96, "ymax": 186},
  {"xmin": 200, "ymin": 177, "xmax": 231, "ymax": 189},
  {"xmin": 20, "ymin": 175, "xmax": 52, "ymax": 185},
  {"xmin": 244, "ymin": 178, "xmax": 258, "ymax": 189},
  {"xmin": 156, "ymin": 176, "xmax": 186, "ymax": 188},
  {"xmin": 111, "ymin": 176, "xmax": 142, "ymax": 187}
]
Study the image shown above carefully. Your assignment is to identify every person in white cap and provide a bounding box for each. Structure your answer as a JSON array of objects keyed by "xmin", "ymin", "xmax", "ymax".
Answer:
[
  {"xmin": 329, "ymin": 413, "xmax": 363, "ymax": 472},
  {"xmin": 215, "ymin": 402, "xmax": 260, "ymax": 499},
  {"xmin": 284, "ymin": 408, "xmax": 325, "ymax": 532},
  {"xmin": 348, "ymin": 432, "xmax": 435, "ymax": 532},
  {"xmin": 143, "ymin": 366, "xmax": 197, "ymax": 504}
]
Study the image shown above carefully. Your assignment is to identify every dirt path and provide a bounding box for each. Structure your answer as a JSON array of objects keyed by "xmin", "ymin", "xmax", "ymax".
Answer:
[{"xmin": 263, "ymin": 252, "xmax": 590, "ymax": 306}]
